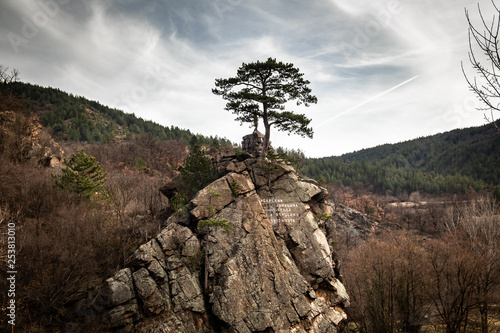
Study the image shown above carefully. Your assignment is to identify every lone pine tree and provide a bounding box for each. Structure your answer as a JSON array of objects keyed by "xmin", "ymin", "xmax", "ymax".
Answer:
[
  {"xmin": 213, "ymin": 57, "xmax": 317, "ymax": 155},
  {"xmin": 53, "ymin": 149, "xmax": 107, "ymax": 199}
]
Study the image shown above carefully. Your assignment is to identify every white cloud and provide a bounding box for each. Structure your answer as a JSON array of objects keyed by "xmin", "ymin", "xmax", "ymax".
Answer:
[{"xmin": 0, "ymin": 0, "xmax": 493, "ymax": 158}]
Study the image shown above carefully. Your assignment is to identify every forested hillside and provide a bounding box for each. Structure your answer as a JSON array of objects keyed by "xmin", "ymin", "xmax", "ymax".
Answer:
[
  {"xmin": 9, "ymin": 81, "xmax": 233, "ymax": 147},
  {"xmin": 301, "ymin": 123, "xmax": 500, "ymax": 195}
]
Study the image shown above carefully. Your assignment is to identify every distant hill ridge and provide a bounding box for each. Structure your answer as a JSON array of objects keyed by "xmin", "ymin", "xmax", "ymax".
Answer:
[
  {"xmin": 10, "ymin": 81, "xmax": 233, "ymax": 147},
  {"xmin": 300, "ymin": 123, "xmax": 500, "ymax": 195}
]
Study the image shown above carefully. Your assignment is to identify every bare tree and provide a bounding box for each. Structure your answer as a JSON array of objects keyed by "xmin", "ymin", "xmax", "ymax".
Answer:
[
  {"xmin": 108, "ymin": 173, "xmax": 135, "ymax": 227},
  {"xmin": 463, "ymin": 1, "xmax": 500, "ymax": 130},
  {"xmin": 0, "ymin": 65, "xmax": 20, "ymax": 96},
  {"xmin": 426, "ymin": 239, "xmax": 478, "ymax": 333},
  {"xmin": 344, "ymin": 231, "xmax": 429, "ymax": 333},
  {"xmin": 443, "ymin": 197, "xmax": 500, "ymax": 333}
]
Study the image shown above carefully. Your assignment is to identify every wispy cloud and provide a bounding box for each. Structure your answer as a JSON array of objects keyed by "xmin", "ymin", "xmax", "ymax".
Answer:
[{"xmin": 0, "ymin": 0, "xmax": 491, "ymax": 157}]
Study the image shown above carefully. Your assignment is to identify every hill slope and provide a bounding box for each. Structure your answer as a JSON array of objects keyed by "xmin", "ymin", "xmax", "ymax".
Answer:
[
  {"xmin": 301, "ymin": 123, "xmax": 500, "ymax": 195},
  {"xmin": 9, "ymin": 81, "xmax": 232, "ymax": 147}
]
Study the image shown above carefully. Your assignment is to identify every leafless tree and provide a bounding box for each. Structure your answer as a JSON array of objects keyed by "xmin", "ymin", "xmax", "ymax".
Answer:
[
  {"xmin": 462, "ymin": 0, "xmax": 500, "ymax": 130},
  {"xmin": 443, "ymin": 197, "xmax": 500, "ymax": 333},
  {"xmin": 463, "ymin": 1, "xmax": 500, "ymax": 130},
  {"xmin": 344, "ymin": 231, "xmax": 429, "ymax": 333},
  {"xmin": 426, "ymin": 239, "xmax": 478, "ymax": 333},
  {"xmin": 0, "ymin": 65, "xmax": 20, "ymax": 96},
  {"xmin": 108, "ymin": 173, "xmax": 136, "ymax": 227}
]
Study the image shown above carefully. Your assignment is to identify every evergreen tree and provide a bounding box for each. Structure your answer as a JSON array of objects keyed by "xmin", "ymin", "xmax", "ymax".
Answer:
[
  {"xmin": 53, "ymin": 149, "xmax": 107, "ymax": 199},
  {"xmin": 213, "ymin": 57, "xmax": 317, "ymax": 155},
  {"xmin": 178, "ymin": 143, "xmax": 217, "ymax": 198}
]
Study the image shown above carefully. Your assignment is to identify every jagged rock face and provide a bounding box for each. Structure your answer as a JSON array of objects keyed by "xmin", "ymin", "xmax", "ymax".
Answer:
[
  {"xmin": 98, "ymin": 153, "xmax": 349, "ymax": 332},
  {"xmin": 104, "ymin": 223, "xmax": 210, "ymax": 333},
  {"xmin": 201, "ymin": 157, "xmax": 348, "ymax": 332}
]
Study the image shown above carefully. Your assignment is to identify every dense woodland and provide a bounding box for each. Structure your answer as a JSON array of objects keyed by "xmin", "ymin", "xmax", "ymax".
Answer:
[
  {"xmin": 301, "ymin": 123, "xmax": 500, "ymax": 196},
  {"xmin": 10, "ymin": 81, "xmax": 233, "ymax": 147},
  {"xmin": 0, "ymin": 79, "xmax": 499, "ymax": 332}
]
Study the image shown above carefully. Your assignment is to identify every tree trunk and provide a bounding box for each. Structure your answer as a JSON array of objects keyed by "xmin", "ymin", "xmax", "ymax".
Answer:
[
  {"xmin": 262, "ymin": 124, "xmax": 271, "ymax": 156},
  {"xmin": 479, "ymin": 302, "xmax": 488, "ymax": 333},
  {"xmin": 261, "ymin": 84, "xmax": 271, "ymax": 156}
]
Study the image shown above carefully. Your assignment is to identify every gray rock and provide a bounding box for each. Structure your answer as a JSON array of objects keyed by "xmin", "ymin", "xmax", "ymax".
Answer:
[
  {"xmin": 226, "ymin": 172, "xmax": 255, "ymax": 195},
  {"xmin": 128, "ymin": 239, "xmax": 166, "ymax": 272},
  {"xmin": 99, "ymin": 144, "xmax": 350, "ymax": 332},
  {"xmin": 169, "ymin": 266, "xmax": 205, "ymax": 313},
  {"xmin": 107, "ymin": 298, "xmax": 140, "ymax": 330},
  {"xmin": 208, "ymin": 193, "xmax": 313, "ymax": 332},
  {"xmin": 106, "ymin": 269, "xmax": 135, "ymax": 307},
  {"xmin": 133, "ymin": 268, "xmax": 169, "ymax": 315},
  {"xmin": 190, "ymin": 176, "xmax": 235, "ymax": 220},
  {"xmin": 226, "ymin": 161, "xmax": 247, "ymax": 173},
  {"xmin": 156, "ymin": 222, "xmax": 196, "ymax": 255},
  {"xmin": 241, "ymin": 130, "xmax": 266, "ymax": 156},
  {"xmin": 294, "ymin": 180, "xmax": 323, "ymax": 202},
  {"xmin": 250, "ymin": 160, "xmax": 295, "ymax": 188}
]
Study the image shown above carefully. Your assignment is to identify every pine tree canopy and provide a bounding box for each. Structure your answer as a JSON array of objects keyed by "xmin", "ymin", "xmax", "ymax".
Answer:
[
  {"xmin": 213, "ymin": 57, "xmax": 317, "ymax": 155},
  {"xmin": 53, "ymin": 149, "xmax": 107, "ymax": 199}
]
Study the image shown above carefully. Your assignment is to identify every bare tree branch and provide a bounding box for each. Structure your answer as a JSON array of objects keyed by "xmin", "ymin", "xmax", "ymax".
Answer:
[
  {"xmin": 0, "ymin": 64, "xmax": 20, "ymax": 96},
  {"xmin": 463, "ymin": 1, "xmax": 500, "ymax": 130}
]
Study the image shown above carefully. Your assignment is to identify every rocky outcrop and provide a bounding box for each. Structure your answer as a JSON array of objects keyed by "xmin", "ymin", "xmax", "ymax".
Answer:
[
  {"xmin": 0, "ymin": 110, "xmax": 63, "ymax": 166},
  {"xmin": 88, "ymin": 151, "xmax": 349, "ymax": 332},
  {"xmin": 241, "ymin": 130, "xmax": 267, "ymax": 156},
  {"xmin": 330, "ymin": 203, "xmax": 384, "ymax": 239}
]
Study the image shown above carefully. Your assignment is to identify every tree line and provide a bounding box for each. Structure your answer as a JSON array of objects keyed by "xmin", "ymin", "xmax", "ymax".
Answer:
[
  {"xmin": 300, "ymin": 157, "xmax": 486, "ymax": 196},
  {"xmin": 9, "ymin": 81, "xmax": 233, "ymax": 147},
  {"xmin": 300, "ymin": 123, "xmax": 499, "ymax": 195}
]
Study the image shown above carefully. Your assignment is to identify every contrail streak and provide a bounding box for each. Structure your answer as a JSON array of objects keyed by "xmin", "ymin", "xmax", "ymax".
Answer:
[{"xmin": 317, "ymin": 75, "xmax": 419, "ymax": 127}]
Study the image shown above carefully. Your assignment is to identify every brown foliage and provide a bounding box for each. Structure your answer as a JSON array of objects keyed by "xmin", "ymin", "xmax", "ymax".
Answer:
[
  {"xmin": 0, "ymin": 159, "xmax": 110, "ymax": 330},
  {"xmin": 441, "ymin": 198, "xmax": 500, "ymax": 333},
  {"xmin": 341, "ymin": 196, "xmax": 500, "ymax": 333},
  {"xmin": 83, "ymin": 136, "xmax": 188, "ymax": 176},
  {"xmin": 425, "ymin": 238, "xmax": 479, "ymax": 333},
  {"xmin": 326, "ymin": 183, "xmax": 388, "ymax": 220},
  {"xmin": 343, "ymin": 231, "xmax": 429, "ymax": 333},
  {"xmin": 0, "ymin": 110, "xmax": 61, "ymax": 167},
  {"xmin": 0, "ymin": 139, "xmax": 173, "ymax": 331}
]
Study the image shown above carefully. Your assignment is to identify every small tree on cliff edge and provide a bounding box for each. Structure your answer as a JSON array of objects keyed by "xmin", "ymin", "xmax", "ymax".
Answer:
[{"xmin": 213, "ymin": 58, "xmax": 317, "ymax": 155}]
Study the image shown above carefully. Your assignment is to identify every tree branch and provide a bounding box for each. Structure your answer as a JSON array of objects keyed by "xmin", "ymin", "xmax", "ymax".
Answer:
[{"xmin": 463, "ymin": 2, "xmax": 500, "ymax": 129}]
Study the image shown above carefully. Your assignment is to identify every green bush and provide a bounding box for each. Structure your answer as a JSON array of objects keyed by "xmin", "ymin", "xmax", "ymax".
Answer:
[
  {"xmin": 133, "ymin": 155, "xmax": 146, "ymax": 171},
  {"xmin": 314, "ymin": 213, "xmax": 332, "ymax": 221},
  {"xmin": 229, "ymin": 179, "xmax": 240, "ymax": 197},
  {"xmin": 186, "ymin": 250, "xmax": 204, "ymax": 271},
  {"xmin": 171, "ymin": 192, "xmax": 189, "ymax": 216},
  {"xmin": 198, "ymin": 218, "xmax": 234, "ymax": 234}
]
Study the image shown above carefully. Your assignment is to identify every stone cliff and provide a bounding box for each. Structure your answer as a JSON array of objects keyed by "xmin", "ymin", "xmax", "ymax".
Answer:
[{"xmin": 89, "ymin": 152, "xmax": 349, "ymax": 332}]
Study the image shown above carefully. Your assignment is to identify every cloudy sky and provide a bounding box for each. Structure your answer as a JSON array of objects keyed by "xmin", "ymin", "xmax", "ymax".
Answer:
[{"xmin": 0, "ymin": 0, "xmax": 494, "ymax": 157}]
